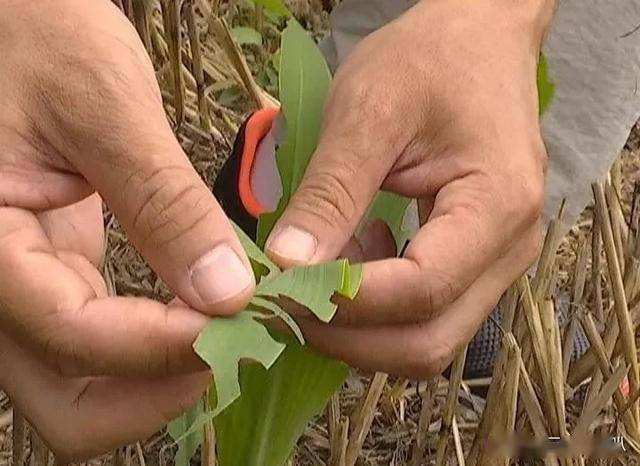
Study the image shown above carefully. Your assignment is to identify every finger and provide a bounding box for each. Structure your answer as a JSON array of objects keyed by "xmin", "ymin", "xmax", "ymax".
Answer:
[
  {"xmin": 333, "ymin": 177, "xmax": 542, "ymax": 325},
  {"xmin": 0, "ymin": 207, "xmax": 208, "ymax": 376},
  {"xmin": 36, "ymin": 193, "xmax": 104, "ymax": 267},
  {"xmin": 31, "ymin": 2, "xmax": 254, "ymax": 315},
  {"xmin": 298, "ymin": 229, "xmax": 540, "ymax": 377},
  {"xmin": 264, "ymin": 106, "xmax": 399, "ymax": 267},
  {"xmin": 0, "ymin": 164, "xmax": 93, "ymax": 211},
  {"xmin": 267, "ymin": 221, "xmax": 397, "ymax": 325},
  {"xmin": 88, "ymin": 138, "xmax": 255, "ymax": 316},
  {"xmin": 0, "ymin": 329, "xmax": 209, "ymax": 463}
]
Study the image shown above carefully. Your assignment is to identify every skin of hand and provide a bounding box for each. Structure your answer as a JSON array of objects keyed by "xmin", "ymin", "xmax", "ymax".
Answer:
[
  {"xmin": 0, "ymin": 0, "xmax": 256, "ymax": 460},
  {"xmin": 266, "ymin": 0, "xmax": 556, "ymax": 378}
]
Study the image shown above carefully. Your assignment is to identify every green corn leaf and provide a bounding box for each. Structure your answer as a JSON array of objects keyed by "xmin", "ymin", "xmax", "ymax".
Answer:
[
  {"xmin": 339, "ymin": 257, "xmax": 363, "ymax": 298},
  {"xmin": 194, "ymin": 312, "xmax": 286, "ymax": 417},
  {"xmin": 263, "ymin": 8, "xmax": 284, "ymax": 25},
  {"xmin": 215, "ymin": 338, "xmax": 348, "ymax": 466},
  {"xmin": 167, "ymin": 399, "xmax": 205, "ymax": 466},
  {"xmin": 257, "ymin": 19, "xmax": 332, "ymax": 245},
  {"xmin": 537, "ymin": 53, "xmax": 555, "ymax": 115},
  {"xmin": 183, "ymin": 257, "xmax": 359, "ymax": 433},
  {"xmin": 231, "ymin": 26, "xmax": 263, "ymax": 46},
  {"xmin": 251, "ymin": 296, "xmax": 305, "ymax": 344},
  {"xmin": 365, "ymin": 192, "xmax": 412, "ymax": 251},
  {"xmin": 256, "ymin": 259, "xmax": 362, "ymax": 322},
  {"xmin": 213, "ymin": 18, "xmax": 351, "ymax": 466},
  {"xmin": 173, "ymin": 312, "xmax": 286, "ymax": 446},
  {"xmin": 233, "ymin": 222, "xmax": 279, "ymax": 278},
  {"xmin": 250, "ymin": 0, "xmax": 291, "ymax": 18},
  {"xmin": 171, "ymin": 18, "xmax": 359, "ymax": 466}
]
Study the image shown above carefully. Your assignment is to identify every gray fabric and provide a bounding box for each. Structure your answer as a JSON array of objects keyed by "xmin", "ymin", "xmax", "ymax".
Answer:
[
  {"xmin": 321, "ymin": 0, "xmax": 640, "ymax": 234},
  {"xmin": 541, "ymin": 1, "xmax": 640, "ymax": 231}
]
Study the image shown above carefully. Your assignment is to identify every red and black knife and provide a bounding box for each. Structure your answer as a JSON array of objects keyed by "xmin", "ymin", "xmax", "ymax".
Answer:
[{"xmin": 213, "ymin": 106, "xmax": 283, "ymax": 240}]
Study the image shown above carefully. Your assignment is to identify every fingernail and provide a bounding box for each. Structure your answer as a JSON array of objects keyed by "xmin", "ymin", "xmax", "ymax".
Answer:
[
  {"xmin": 190, "ymin": 244, "xmax": 253, "ymax": 304},
  {"xmin": 266, "ymin": 225, "xmax": 317, "ymax": 264}
]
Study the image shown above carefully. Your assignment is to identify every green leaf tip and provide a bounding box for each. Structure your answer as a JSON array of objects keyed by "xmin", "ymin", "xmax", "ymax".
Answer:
[
  {"xmin": 231, "ymin": 26, "xmax": 263, "ymax": 46},
  {"xmin": 233, "ymin": 222, "xmax": 279, "ymax": 278},
  {"xmin": 339, "ymin": 260, "xmax": 363, "ymax": 299},
  {"xmin": 537, "ymin": 52, "xmax": 555, "ymax": 115},
  {"xmin": 257, "ymin": 259, "xmax": 362, "ymax": 323},
  {"xmin": 250, "ymin": 0, "xmax": 291, "ymax": 18}
]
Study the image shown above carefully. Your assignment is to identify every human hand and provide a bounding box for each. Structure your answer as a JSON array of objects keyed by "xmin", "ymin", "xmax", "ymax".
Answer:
[
  {"xmin": 0, "ymin": 0, "xmax": 254, "ymax": 459},
  {"xmin": 266, "ymin": 0, "xmax": 555, "ymax": 377}
]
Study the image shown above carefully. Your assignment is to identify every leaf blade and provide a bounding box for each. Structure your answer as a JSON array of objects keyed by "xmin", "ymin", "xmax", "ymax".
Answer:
[
  {"xmin": 256, "ymin": 260, "xmax": 363, "ymax": 323},
  {"xmin": 194, "ymin": 312, "xmax": 286, "ymax": 415},
  {"xmin": 215, "ymin": 339, "xmax": 348, "ymax": 466},
  {"xmin": 251, "ymin": 296, "xmax": 305, "ymax": 344},
  {"xmin": 365, "ymin": 191, "xmax": 412, "ymax": 251},
  {"xmin": 537, "ymin": 52, "xmax": 555, "ymax": 115},
  {"xmin": 231, "ymin": 26, "xmax": 263, "ymax": 46},
  {"xmin": 250, "ymin": 0, "xmax": 291, "ymax": 17},
  {"xmin": 257, "ymin": 20, "xmax": 332, "ymax": 245},
  {"xmin": 167, "ymin": 400, "xmax": 205, "ymax": 466},
  {"xmin": 233, "ymin": 222, "xmax": 279, "ymax": 278}
]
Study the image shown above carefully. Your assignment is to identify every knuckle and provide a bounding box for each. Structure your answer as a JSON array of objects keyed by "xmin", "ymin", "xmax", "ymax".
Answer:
[
  {"xmin": 127, "ymin": 165, "xmax": 215, "ymax": 250},
  {"xmin": 408, "ymin": 337, "xmax": 456, "ymax": 379},
  {"xmin": 519, "ymin": 174, "xmax": 545, "ymax": 222},
  {"xmin": 37, "ymin": 314, "xmax": 87, "ymax": 378},
  {"xmin": 523, "ymin": 225, "xmax": 544, "ymax": 266},
  {"xmin": 427, "ymin": 344, "xmax": 456, "ymax": 377},
  {"xmin": 41, "ymin": 332, "xmax": 82, "ymax": 378},
  {"xmin": 422, "ymin": 272, "xmax": 456, "ymax": 316},
  {"xmin": 34, "ymin": 298, "xmax": 96, "ymax": 378},
  {"xmin": 405, "ymin": 255, "xmax": 458, "ymax": 317},
  {"xmin": 293, "ymin": 169, "xmax": 358, "ymax": 229},
  {"xmin": 518, "ymin": 141, "xmax": 547, "ymax": 222},
  {"xmin": 329, "ymin": 70, "xmax": 411, "ymax": 147}
]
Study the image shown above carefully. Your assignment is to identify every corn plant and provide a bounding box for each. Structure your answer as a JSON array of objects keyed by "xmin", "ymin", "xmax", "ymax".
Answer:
[{"xmin": 168, "ymin": 6, "xmax": 411, "ymax": 466}]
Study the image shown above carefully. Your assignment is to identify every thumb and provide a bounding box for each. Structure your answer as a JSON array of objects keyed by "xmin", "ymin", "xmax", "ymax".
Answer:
[
  {"xmin": 25, "ymin": 1, "xmax": 254, "ymax": 315},
  {"xmin": 85, "ymin": 133, "xmax": 255, "ymax": 315},
  {"xmin": 59, "ymin": 96, "xmax": 254, "ymax": 316},
  {"xmin": 265, "ymin": 140, "xmax": 389, "ymax": 267}
]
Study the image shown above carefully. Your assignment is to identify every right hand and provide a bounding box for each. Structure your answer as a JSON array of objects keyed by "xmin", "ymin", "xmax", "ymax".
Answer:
[{"xmin": 0, "ymin": 0, "xmax": 254, "ymax": 459}]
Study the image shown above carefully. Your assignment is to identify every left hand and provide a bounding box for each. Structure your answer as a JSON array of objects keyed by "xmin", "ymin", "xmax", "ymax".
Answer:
[
  {"xmin": 265, "ymin": 0, "xmax": 553, "ymax": 378},
  {"xmin": 0, "ymin": 195, "xmax": 209, "ymax": 462}
]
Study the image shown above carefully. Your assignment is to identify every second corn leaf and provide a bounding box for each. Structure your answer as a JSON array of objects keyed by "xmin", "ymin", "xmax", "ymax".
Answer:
[
  {"xmin": 256, "ymin": 20, "xmax": 332, "ymax": 246},
  {"xmin": 213, "ymin": 18, "xmax": 349, "ymax": 466}
]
